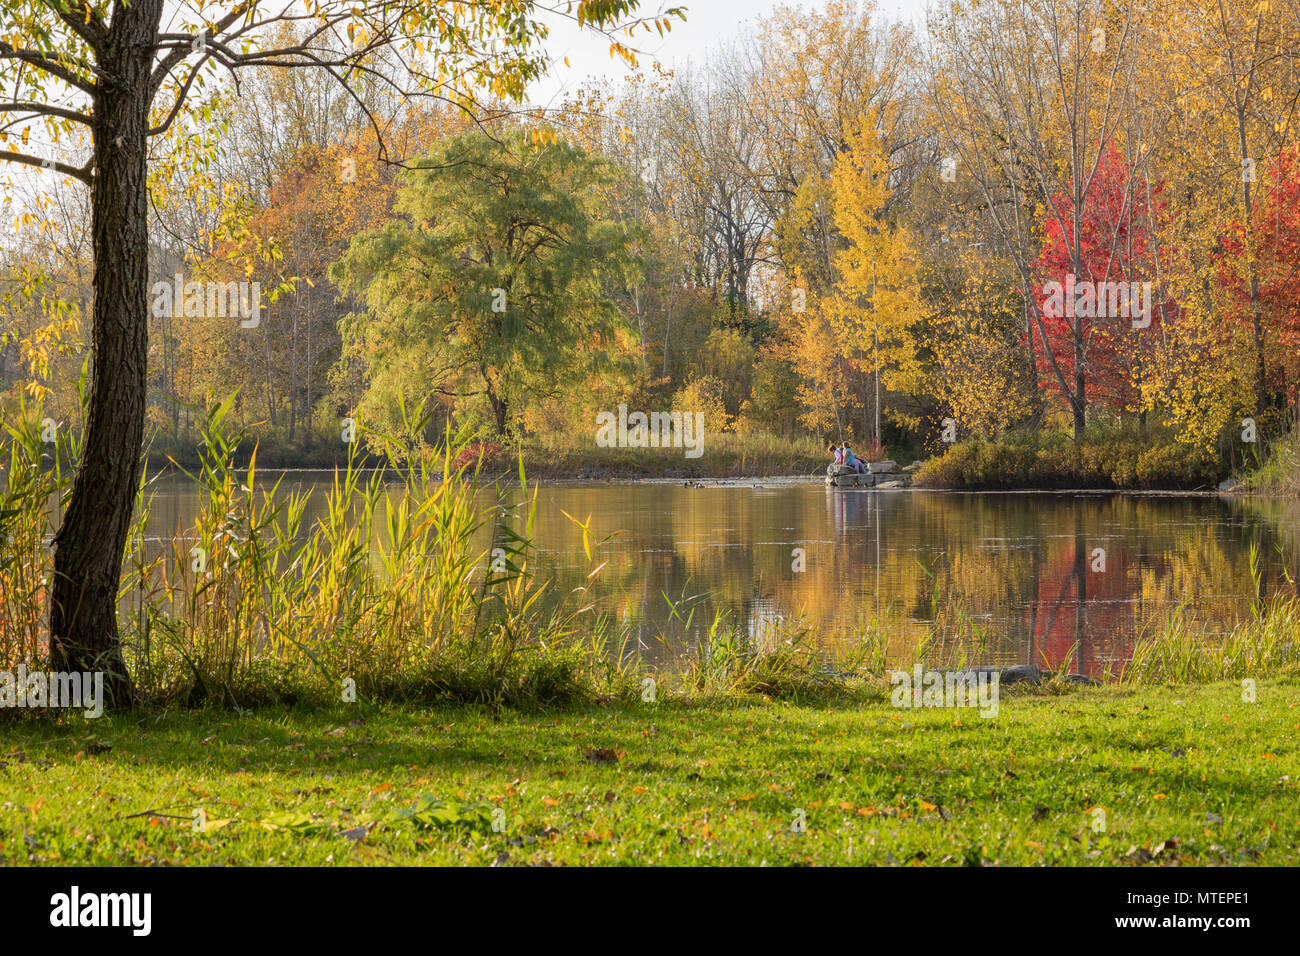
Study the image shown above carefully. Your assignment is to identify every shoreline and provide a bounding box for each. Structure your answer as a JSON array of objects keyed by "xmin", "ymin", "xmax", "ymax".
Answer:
[{"xmin": 135, "ymin": 463, "xmax": 1272, "ymax": 496}]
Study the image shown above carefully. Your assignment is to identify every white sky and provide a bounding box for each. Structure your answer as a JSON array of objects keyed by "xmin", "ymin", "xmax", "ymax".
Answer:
[{"xmin": 526, "ymin": 0, "xmax": 930, "ymax": 107}]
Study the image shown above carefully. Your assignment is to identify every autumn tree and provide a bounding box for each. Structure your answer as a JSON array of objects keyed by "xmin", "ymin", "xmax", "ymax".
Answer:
[
  {"xmin": 927, "ymin": 264, "xmax": 1038, "ymax": 439},
  {"xmin": 929, "ymin": 0, "xmax": 1147, "ymax": 437},
  {"xmin": 1151, "ymin": 0, "xmax": 1300, "ymax": 429},
  {"xmin": 331, "ymin": 129, "xmax": 642, "ymax": 440},
  {"xmin": 1034, "ymin": 147, "xmax": 1164, "ymax": 415},
  {"xmin": 826, "ymin": 122, "xmax": 928, "ymax": 438},
  {"xmin": 747, "ymin": 0, "xmax": 920, "ymax": 295},
  {"xmin": 1216, "ymin": 145, "xmax": 1300, "ymax": 413}
]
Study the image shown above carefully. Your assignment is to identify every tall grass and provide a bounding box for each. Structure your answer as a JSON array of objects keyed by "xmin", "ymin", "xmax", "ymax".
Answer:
[
  {"xmin": 120, "ymin": 398, "xmax": 616, "ymax": 706},
  {"xmin": 1124, "ymin": 598, "xmax": 1300, "ymax": 684},
  {"xmin": 0, "ymin": 395, "xmax": 76, "ymax": 668},
  {"xmin": 0, "ymin": 396, "xmax": 597, "ymax": 708},
  {"xmin": 1124, "ymin": 538, "xmax": 1299, "ymax": 683}
]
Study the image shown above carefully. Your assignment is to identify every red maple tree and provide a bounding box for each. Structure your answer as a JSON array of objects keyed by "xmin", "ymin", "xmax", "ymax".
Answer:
[
  {"xmin": 1032, "ymin": 147, "xmax": 1169, "ymax": 418},
  {"xmin": 1215, "ymin": 144, "xmax": 1300, "ymax": 408}
]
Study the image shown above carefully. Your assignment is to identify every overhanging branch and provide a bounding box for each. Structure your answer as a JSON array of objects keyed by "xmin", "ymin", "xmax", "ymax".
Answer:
[
  {"xmin": 0, "ymin": 148, "xmax": 92, "ymax": 183},
  {"xmin": 0, "ymin": 101, "xmax": 92, "ymax": 126}
]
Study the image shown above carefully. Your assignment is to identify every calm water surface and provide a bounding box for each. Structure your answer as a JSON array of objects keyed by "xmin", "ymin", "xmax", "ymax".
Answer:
[{"xmin": 141, "ymin": 476, "xmax": 1300, "ymax": 677}]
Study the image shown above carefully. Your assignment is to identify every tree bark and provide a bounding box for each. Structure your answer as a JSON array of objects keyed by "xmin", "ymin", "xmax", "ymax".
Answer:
[
  {"xmin": 49, "ymin": 0, "xmax": 162, "ymax": 708},
  {"xmin": 487, "ymin": 385, "xmax": 509, "ymax": 436},
  {"xmin": 1073, "ymin": 328, "xmax": 1087, "ymax": 440}
]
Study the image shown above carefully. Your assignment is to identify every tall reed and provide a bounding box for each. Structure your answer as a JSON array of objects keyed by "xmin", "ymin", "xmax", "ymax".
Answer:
[{"xmin": 0, "ymin": 393, "xmax": 78, "ymax": 668}]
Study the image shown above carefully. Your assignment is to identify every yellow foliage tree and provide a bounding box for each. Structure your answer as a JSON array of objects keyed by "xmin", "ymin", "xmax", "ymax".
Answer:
[{"xmin": 826, "ymin": 123, "xmax": 928, "ymax": 429}]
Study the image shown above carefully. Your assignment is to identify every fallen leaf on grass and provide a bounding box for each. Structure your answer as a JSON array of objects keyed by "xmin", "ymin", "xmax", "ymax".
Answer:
[
  {"xmin": 1153, "ymin": 837, "xmax": 1180, "ymax": 857},
  {"xmin": 378, "ymin": 796, "xmax": 494, "ymax": 832},
  {"xmin": 260, "ymin": 811, "xmax": 332, "ymax": 835}
]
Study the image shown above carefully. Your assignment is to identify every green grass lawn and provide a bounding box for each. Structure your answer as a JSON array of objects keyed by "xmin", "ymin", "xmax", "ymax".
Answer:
[{"xmin": 3, "ymin": 679, "xmax": 1297, "ymax": 866}]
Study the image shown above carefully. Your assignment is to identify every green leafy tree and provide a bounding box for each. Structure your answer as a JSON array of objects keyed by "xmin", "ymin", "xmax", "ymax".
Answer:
[{"xmin": 332, "ymin": 128, "xmax": 642, "ymax": 440}]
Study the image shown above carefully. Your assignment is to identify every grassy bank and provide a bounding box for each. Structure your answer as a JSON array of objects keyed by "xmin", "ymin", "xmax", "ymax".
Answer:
[
  {"xmin": 141, "ymin": 430, "xmax": 833, "ymax": 479},
  {"xmin": 914, "ymin": 426, "xmax": 1228, "ymax": 491},
  {"xmin": 3, "ymin": 679, "xmax": 1296, "ymax": 866},
  {"xmin": 1247, "ymin": 425, "xmax": 1300, "ymax": 496},
  {"xmin": 509, "ymin": 432, "xmax": 830, "ymax": 479}
]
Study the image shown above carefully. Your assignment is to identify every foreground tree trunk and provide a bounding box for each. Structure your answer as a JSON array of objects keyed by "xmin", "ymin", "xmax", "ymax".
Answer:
[{"xmin": 49, "ymin": 0, "xmax": 162, "ymax": 707}]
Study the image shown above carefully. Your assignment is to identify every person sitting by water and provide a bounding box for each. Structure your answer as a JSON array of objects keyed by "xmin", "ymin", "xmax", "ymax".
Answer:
[
  {"xmin": 828, "ymin": 442, "xmax": 844, "ymax": 467},
  {"xmin": 841, "ymin": 442, "xmax": 868, "ymax": 474}
]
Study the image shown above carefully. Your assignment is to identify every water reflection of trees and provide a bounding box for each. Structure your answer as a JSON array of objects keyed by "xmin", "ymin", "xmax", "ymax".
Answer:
[
  {"xmin": 526, "ymin": 488, "xmax": 1298, "ymax": 675},
  {"xmin": 147, "ymin": 478, "xmax": 1300, "ymax": 674}
]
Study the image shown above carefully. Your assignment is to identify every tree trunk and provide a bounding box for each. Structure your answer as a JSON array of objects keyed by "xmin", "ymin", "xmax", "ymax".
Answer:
[
  {"xmin": 49, "ymin": 0, "xmax": 162, "ymax": 708},
  {"xmin": 487, "ymin": 387, "xmax": 509, "ymax": 436},
  {"xmin": 1072, "ymin": 291, "xmax": 1087, "ymax": 440},
  {"xmin": 1073, "ymin": 366, "xmax": 1087, "ymax": 439}
]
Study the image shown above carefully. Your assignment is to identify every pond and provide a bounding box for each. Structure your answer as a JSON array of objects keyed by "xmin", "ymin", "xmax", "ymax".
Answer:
[{"xmin": 138, "ymin": 475, "xmax": 1300, "ymax": 678}]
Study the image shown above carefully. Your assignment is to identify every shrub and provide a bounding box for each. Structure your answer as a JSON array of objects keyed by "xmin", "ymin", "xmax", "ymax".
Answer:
[
  {"xmin": 672, "ymin": 376, "xmax": 733, "ymax": 433},
  {"xmin": 915, "ymin": 424, "xmax": 1228, "ymax": 490},
  {"xmin": 452, "ymin": 440, "xmax": 504, "ymax": 472},
  {"xmin": 1246, "ymin": 420, "xmax": 1300, "ymax": 496}
]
